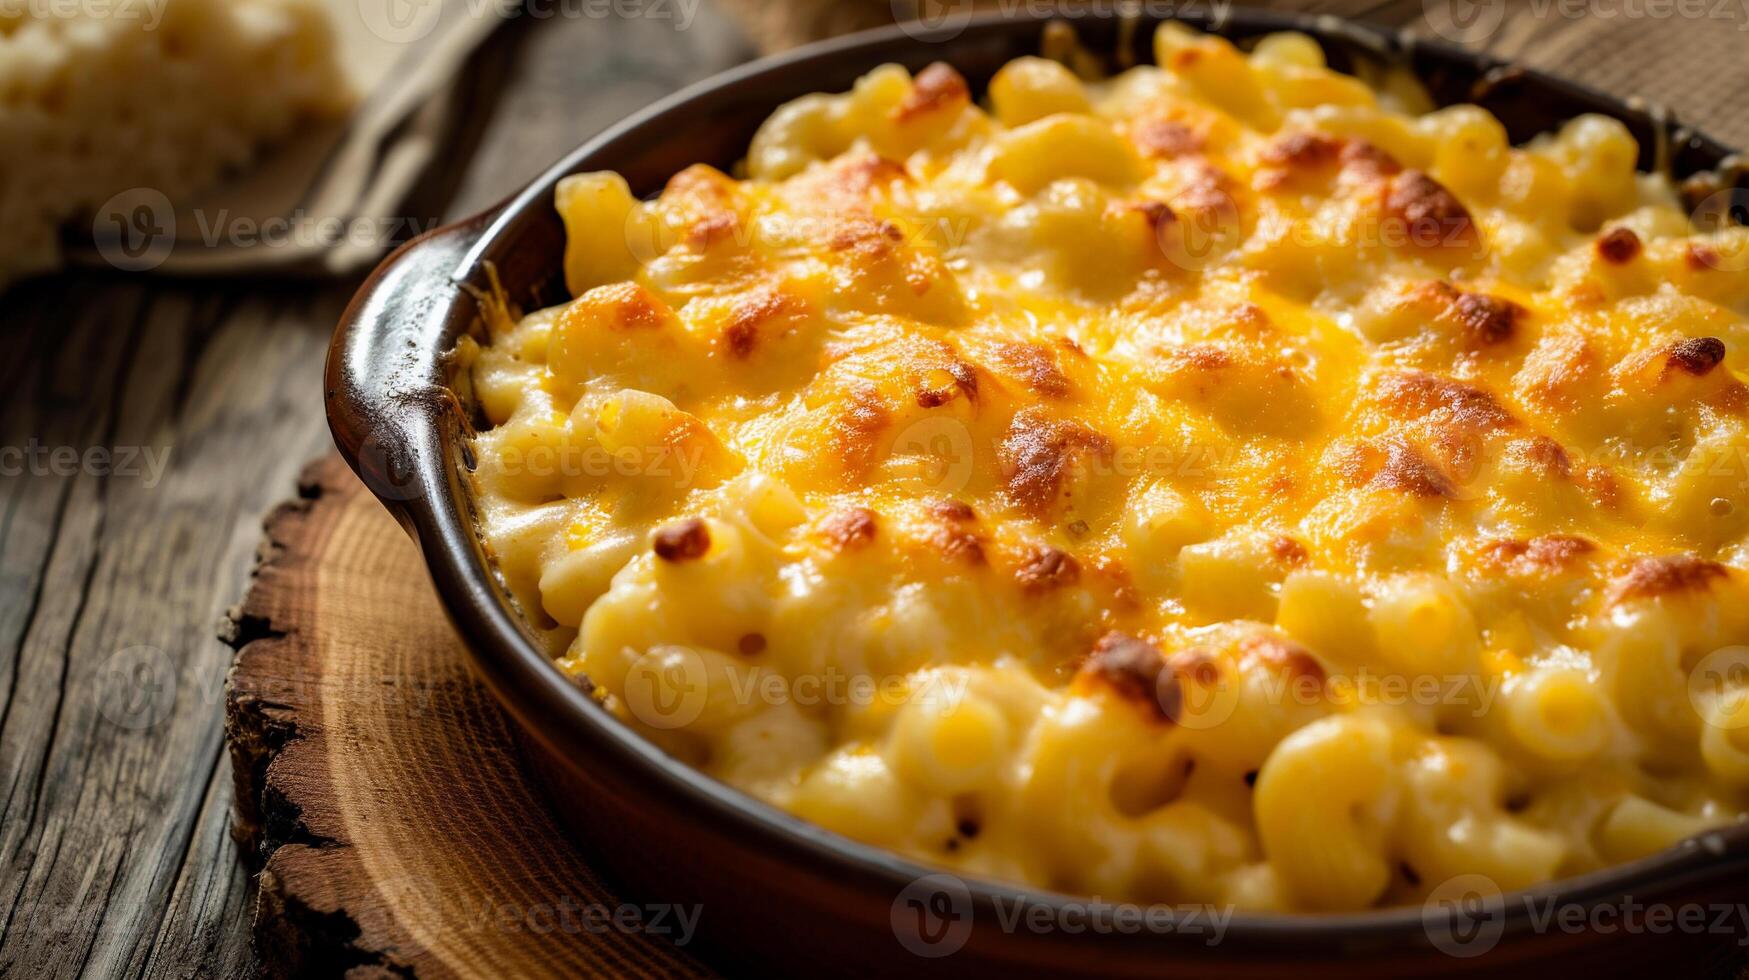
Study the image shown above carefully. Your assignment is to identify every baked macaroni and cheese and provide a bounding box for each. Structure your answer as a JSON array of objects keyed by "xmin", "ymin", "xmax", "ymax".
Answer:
[{"xmin": 462, "ymin": 23, "xmax": 1749, "ymax": 911}]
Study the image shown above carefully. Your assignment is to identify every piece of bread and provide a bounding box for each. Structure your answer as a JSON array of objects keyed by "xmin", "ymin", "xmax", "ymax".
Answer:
[{"xmin": 0, "ymin": 0, "xmax": 352, "ymax": 286}]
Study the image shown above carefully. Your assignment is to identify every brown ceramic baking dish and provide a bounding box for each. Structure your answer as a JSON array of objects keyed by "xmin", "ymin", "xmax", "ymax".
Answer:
[{"xmin": 326, "ymin": 8, "xmax": 1749, "ymax": 976}]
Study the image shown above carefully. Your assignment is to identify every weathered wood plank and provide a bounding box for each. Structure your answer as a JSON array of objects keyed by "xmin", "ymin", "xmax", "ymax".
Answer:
[
  {"xmin": 136, "ymin": 767, "xmax": 258, "ymax": 980},
  {"xmin": 0, "ymin": 282, "xmax": 342, "ymax": 980},
  {"xmin": 443, "ymin": 3, "xmax": 755, "ymax": 222}
]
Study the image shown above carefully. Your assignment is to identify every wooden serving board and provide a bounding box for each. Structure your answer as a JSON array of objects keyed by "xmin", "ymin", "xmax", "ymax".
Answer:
[{"xmin": 223, "ymin": 455, "xmax": 709, "ymax": 978}]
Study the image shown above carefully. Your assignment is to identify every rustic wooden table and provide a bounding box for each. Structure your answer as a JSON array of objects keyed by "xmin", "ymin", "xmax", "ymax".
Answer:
[
  {"xmin": 0, "ymin": 2, "xmax": 1743, "ymax": 977},
  {"xmin": 0, "ymin": 8, "xmax": 752, "ymax": 978}
]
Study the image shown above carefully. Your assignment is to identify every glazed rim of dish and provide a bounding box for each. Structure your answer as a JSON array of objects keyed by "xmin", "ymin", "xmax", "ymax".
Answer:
[{"xmin": 328, "ymin": 6, "xmax": 1749, "ymax": 948}]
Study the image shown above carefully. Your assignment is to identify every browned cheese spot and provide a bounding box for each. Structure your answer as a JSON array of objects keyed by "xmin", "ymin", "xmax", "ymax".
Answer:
[
  {"xmin": 1669, "ymin": 337, "xmax": 1727, "ymax": 376},
  {"xmin": 999, "ymin": 408, "xmax": 1114, "ymax": 516},
  {"xmin": 921, "ymin": 496, "xmax": 985, "ymax": 565},
  {"xmin": 722, "ymin": 287, "xmax": 805, "ymax": 359},
  {"xmin": 1385, "ymin": 170, "xmax": 1476, "ymax": 250},
  {"xmin": 1617, "ymin": 337, "xmax": 1730, "ymax": 391},
  {"xmin": 1338, "ymin": 139, "xmax": 1402, "ymax": 178},
  {"xmin": 1373, "ymin": 439, "xmax": 1457, "ymax": 498},
  {"xmin": 830, "ymin": 217, "xmax": 905, "ymax": 254},
  {"xmin": 664, "ymin": 164, "xmax": 736, "ymax": 205},
  {"xmin": 1119, "ymin": 199, "xmax": 1178, "ymax": 236},
  {"xmin": 1685, "ymin": 243, "xmax": 1722, "ymax": 271},
  {"xmin": 930, "ymin": 526, "xmax": 985, "ymax": 566},
  {"xmin": 1173, "ymin": 163, "xmax": 1238, "ymax": 217},
  {"xmin": 1134, "ymin": 118, "xmax": 1204, "ymax": 158},
  {"xmin": 1268, "ymin": 535, "xmax": 1308, "ymax": 567},
  {"xmin": 829, "ymin": 387, "xmax": 892, "ymax": 480},
  {"xmin": 1574, "ymin": 463, "xmax": 1623, "ymax": 510},
  {"xmin": 1502, "ymin": 436, "xmax": 1572, "ymax": 479},
  {"xmin": 586, "ymin": 282, "xmax": 675, "ymax": 332},
  {"xmin": 1411, "ymin": 281, "xmax": 1523, "ymax": 347},
  {"xmin": 894, "ymin": 62, "xmax": 970, "ymax": 124},
  {"xmin": 1609, "ymin": 555, "xmax": 1729, "ymax": 603},
  {"xmin": 915, "ymin": 358, "xmax": 979, "ymax": 408},
  {"xmin": 1016, "ymin": 545, "xmax": 1081, "ymax": 594},
  {"xmin": 684, "ymin": 211, "xmax": 740, "ymax": 251},
  {"xmin": 796, "ymin": 153, "xmax": 911, "ymax": 214},
  {"xmin": 994, "ymin": 342, "xmax": 1073, "ymax": 399},
  {"xmin": 1373, "ymin": 371, "xmax": 1516, "ymax": 432},
  {"xmin": 1262, "ymin": 131, "xmax": 1343, "ymax": 169},
  {"xmin": 1477, "ymin": 534, "xmax": 1595, "ymax": 576},
  {"xmin": 1449, "ymin": 291, "xmax": 1524, "ymax": 345},
  {"xmin": 927, "ymin": 497, "xmax": 977, "ymax": 523},
  {"xmin": 821, "ymin": 507, "xmax": 879, "ymax": 551},
  {"xmin": 1238, "ymin": 635, "xmax": 1326, "ymax": 689},
  {"xmin": 1515, "ymin": 331, "xmax": 1598, "ymax": 413},
  {"xmin": 1596, "ymin": 227, "xmax": 1642, "ymax": 264},
  {"xmin": 1079, "ymin": 632, "xmax": 1178, "ymax": 722},
  {"xmin": 1157, "ymin": 343, "xmax": 1233, "ymax": 388},
  {"xmin": 653, "ymin": 518, "xmax": 711, "ymax": 561}
]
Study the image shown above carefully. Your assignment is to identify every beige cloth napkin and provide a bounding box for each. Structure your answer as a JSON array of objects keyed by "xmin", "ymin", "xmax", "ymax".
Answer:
[{"xmin": 67, "ymin": 0, "xmax": 513, "ymax": 277}]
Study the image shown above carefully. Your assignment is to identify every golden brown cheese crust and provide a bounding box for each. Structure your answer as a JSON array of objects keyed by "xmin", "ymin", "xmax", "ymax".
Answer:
[{"xmin": 470, "ymin": 24, "xmax": 1749, "ymax": 915}]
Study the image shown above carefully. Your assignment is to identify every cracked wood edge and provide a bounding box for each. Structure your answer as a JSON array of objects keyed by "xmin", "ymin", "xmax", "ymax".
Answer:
[{"xmin": 223, "ymin": 457, "xmax": 410, "ymax": 978}]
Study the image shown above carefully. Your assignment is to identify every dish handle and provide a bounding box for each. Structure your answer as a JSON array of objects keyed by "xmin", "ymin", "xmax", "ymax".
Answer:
[{"xmin": 324, "ymin": 211, "xmax": 497, "ymax": 523}]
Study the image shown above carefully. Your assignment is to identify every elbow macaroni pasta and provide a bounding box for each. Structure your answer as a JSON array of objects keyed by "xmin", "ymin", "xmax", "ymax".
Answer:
[{"xmin": 464, "ymin": 22, "xmax": 1749, "ymax": 911}]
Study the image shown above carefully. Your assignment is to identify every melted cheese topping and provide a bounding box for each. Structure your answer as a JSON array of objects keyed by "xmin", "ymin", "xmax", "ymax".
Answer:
[{"xmin": 465, "ymin": 24, "xmax": 1749, "ymax": 911}]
